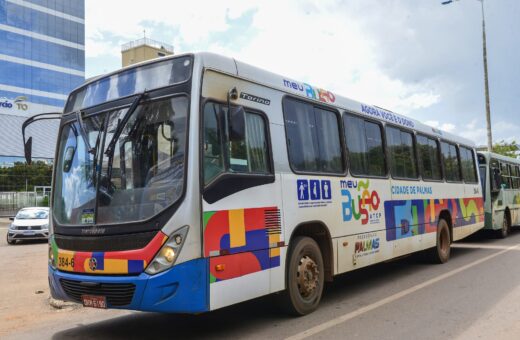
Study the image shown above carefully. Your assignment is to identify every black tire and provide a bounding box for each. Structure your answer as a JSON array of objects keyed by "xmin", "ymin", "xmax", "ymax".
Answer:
[
  {"xmin": 497, "ymin": 214, "xmax": 510, "ymax": 239},
  {"xmin": 281, "ymin": 236, "xmax": 324, "ymax": 316},
  {"xmin": 427, "ymin": 218, "xmax": 451, "ymax": 264},
  {"xmin": 6, "ymin": 233, "xmax": 15, "ymax": 245}
]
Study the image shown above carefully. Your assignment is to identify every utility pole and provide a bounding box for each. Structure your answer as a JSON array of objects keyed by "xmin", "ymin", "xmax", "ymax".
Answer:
[
  {"xmin": 442, "ymin": 0, "xmax": 493, "ymax": 151},
  {"xmin": 480, "ymin": 0, "xmax": 493, "ymax": 152}
]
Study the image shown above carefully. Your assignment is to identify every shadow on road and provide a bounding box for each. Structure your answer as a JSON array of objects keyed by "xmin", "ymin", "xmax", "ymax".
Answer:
[{"xmin": 50, "ymin": 230, "xmax": 520, "ymax": 340}]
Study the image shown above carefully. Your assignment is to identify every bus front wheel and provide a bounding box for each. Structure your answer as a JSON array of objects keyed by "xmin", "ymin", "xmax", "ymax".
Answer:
[
  {"xmin": 428, "ymin": 218, "xmax": 451, "ymax": 264},
  {"xmin": 282, "ymin": 236, "xmax": 324, "ymax": 316}
]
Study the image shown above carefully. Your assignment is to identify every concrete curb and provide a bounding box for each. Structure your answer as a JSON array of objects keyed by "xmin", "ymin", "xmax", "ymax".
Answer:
[{"xmin": 49, "ymin": 296, "xmax": 80, "ymax": 310}]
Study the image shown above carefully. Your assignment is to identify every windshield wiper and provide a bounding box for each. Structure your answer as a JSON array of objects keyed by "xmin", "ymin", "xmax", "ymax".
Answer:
[
  {"xmin": 104, "ymin": 92, "xmax": 147, "ymax": 157},
  {"xmin": 75, "ymin": 110, "xmax": 95, "ymax": 154},
  {"xmin": 100, "ymin": 92, "xmax": 147, "ymax": 203}
]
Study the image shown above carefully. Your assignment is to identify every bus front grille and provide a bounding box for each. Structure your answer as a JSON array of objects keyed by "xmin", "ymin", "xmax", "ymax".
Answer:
[{"xmin": 60, "ymin": 279, "xmax": 136, "ymax": 306}]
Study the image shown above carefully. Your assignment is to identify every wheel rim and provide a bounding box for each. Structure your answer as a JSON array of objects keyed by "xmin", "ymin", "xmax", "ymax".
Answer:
[{"xmin": 296, "ymin": 255, "xmax": 319, "ymax": 299}]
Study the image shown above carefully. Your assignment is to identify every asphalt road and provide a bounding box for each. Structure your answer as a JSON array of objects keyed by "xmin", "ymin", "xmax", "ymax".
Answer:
[{"xmin": 1, "ymin": 220, "xmax": 519, "ymax": 340}]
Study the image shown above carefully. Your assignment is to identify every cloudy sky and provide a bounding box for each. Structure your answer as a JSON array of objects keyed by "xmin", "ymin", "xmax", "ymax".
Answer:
[{"xmin": 85, "ymin": 0, "xmax": 519, "ymax": 147}]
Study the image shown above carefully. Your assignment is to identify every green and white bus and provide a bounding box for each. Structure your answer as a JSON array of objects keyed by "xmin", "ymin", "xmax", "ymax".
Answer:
[{"xmin": 478, "ymin": 151, "xmax": 520, "ymax": 238}]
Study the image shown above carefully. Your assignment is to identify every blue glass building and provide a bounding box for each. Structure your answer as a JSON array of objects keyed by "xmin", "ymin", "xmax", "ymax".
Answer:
[{"xmin": 0, "ymin": 0, "xmax": 85, "ymax": 168}]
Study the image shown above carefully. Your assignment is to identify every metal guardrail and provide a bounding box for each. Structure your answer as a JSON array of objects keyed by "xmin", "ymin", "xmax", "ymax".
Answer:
[
  {"xmin": 0, "ymin": 192, "xmax": 49, "ymax": 217},
  {"xmin": 121, "ymin": 38, "xmax": 174, "ymax": 53}
]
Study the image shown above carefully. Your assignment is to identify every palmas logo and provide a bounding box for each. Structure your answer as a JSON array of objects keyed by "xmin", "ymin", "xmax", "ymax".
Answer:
[
  {"xmin": 355, "ymin": 237, "xmax": 380, "ymax": 254},
  {"xmin": 340, "ymin": 179, "xmax": 381, "ymax": 225}
]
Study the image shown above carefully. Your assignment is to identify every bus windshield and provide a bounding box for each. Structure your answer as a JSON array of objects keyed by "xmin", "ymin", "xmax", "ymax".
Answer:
[{"xmin": 53, "ymin": 96, "xmax": 188, "ymax": 225}]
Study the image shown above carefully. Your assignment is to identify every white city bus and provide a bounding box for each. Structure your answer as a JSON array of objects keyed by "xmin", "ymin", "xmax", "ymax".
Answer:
[
  {"xmin": 23, "ymin": 52, "xmax": 484, "ymax": 315},
  {"xmin": 478, "ymin": 151, "xmax": 520, "ymax": 238}
]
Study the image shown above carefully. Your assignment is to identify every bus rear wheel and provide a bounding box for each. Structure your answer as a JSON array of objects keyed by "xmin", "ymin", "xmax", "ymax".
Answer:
[
  {"xmin": 497, "ymin": 214, "xmax": 510, "ymax": 239},
  {"xmin": 427, "ymin": 218, "xmax": 451, "ymax": 264},
  {"xmin": 282, "ymin": 236, "xmax": 324, "ymax": 316}
]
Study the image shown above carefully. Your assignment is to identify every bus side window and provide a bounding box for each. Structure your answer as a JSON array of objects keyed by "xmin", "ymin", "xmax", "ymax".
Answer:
[
  {"xmin": 203, "ymin": 102, "xmax": 271, "ymax": 185},
  {"xmin": 229, "ymin": 111, "xmax": 270, "ymax": 174},
  {"xmin": 417, "ymin": 135, "xmax": 442, "ymax": 181},
  {"xmin": 243, "ymin": 113, "xmax": 269, "ymax": 173},
  {"xmin": 441, "ymin": 142, "xmax": 461, "ymax": 182},
  {"xmin": 343, "ymin": 114, "xmax": 385, "ymax": 177},
  {"xmin": 283, "ymin": 97, "xmax": 344, "ymax": 174},
  {"xmin": 514, "ymin": 166, "xmax": 520, "ymax": 189},
  {"xmin": 500, "ymin": 163, "xmax": 511, "ymax": 189},
  {"xmin": 490, "ymin": 159, "xmax": 501, "ymax": 192},
  {"xmin": 460, "ymin": 147, "xmax": 477, "ymax": 183},
  {"xmin": 386, "ymin": 126, "xmax": 418, "ymax": 179}
]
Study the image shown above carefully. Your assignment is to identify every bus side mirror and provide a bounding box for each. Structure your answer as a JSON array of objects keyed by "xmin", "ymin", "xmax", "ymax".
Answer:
[
  {"xmin": 229, "ymin": 106, "xmax": 246, "ymax": 142},
  {"xmin": 24, "ymin": 137, "xmax": 33, "ymax": 165}
]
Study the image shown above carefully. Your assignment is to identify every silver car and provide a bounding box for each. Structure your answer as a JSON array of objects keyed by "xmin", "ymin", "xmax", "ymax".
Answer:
[{"xmin": 7, "ymin": 207, "xmax": 50, "ymax": 245}]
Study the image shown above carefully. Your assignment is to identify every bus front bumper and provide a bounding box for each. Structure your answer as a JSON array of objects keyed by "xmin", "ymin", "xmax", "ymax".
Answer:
[{"xmin": 48, "ymin": 258, "xmax": 209, "ymax": 313}]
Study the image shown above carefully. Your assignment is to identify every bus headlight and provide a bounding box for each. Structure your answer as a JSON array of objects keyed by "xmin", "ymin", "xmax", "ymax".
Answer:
[
  {"xmin": 49, "ymin": 244, "xmax": 56, "ymax": 269},
  {"xmin": 145, "ymin": 226, "xmax": 189, "ymax": 275}
]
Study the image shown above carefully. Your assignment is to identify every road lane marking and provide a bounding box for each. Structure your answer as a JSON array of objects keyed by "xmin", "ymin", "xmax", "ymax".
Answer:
[
  {"xmin": 453, "ymin": 243, "xmax": 520, "ymax": 251},
  {"xmin": 286, "ymin": 243, "xmax": 520, "ymax": 340}
]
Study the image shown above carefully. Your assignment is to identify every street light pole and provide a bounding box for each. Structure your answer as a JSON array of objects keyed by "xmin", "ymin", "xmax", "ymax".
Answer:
[
  {"xmin": 442, "ymin": 0, "xmax": 493, "ymax": 152},
  {"xmin": 480, "ymin": 0, "xmax": 493, "ymax": 152}
]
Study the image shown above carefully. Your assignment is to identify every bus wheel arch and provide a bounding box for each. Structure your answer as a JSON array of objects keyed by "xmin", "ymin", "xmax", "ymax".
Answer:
[{"xmin": 288, "ymin": 221, "xmax": 333, "ymax": 282}]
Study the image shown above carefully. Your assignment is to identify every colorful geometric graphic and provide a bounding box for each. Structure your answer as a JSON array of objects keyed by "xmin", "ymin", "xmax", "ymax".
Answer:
[
  {"xmin": 51, "ymin": 232, "xmax": 168, "ymax": 275},
  {"xmin": 204, "ymin": 207, "xmax": 282, "ymax": 283},
  {"xmin": 384, "ymin": 197, "xmax": 484, "ymax": 241}
]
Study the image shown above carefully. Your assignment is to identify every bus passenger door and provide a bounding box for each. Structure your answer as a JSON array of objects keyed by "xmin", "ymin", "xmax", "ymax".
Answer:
[{"xmin": 200, "ymin": 72, "xmax": 284, "ymax": 311}]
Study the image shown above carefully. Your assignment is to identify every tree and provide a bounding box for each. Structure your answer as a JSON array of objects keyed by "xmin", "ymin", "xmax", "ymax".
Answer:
[
  {"xmin": 0, "ymin": 161, "xmax": 52, "ymax": 191},
  {"xmin": 493, "ymin": 140, "xmax": 520, "ymax": 159}
]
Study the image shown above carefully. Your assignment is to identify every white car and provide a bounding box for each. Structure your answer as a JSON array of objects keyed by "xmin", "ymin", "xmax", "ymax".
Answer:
[{"xmin": 7, "ymin": 207, "xmax": 50, "ymax": 245}]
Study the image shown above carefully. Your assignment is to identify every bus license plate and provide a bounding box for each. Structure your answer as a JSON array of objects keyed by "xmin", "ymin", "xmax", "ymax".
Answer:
[{"xmin": 81, "ymin": 295, "xmax": 107, "ymax": 309}]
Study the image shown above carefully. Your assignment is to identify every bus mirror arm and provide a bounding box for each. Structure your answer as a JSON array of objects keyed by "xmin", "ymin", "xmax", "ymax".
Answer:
[{"xmin": 21, "ymin": 112, "xmax": 61, "ymax": 165}]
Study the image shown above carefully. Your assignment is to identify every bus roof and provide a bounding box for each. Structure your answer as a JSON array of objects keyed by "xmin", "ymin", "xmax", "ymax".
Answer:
[
  {"xmin": 477, "ymin": 151, "xmax": 520, "ymax": 164},
  {"xmin": 75, "ymin": 51, "xmax": 476, "ymax": 147},
  {"xmin": 197, "ymin": 52, "xmax": 475, "ymax": 147}
]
